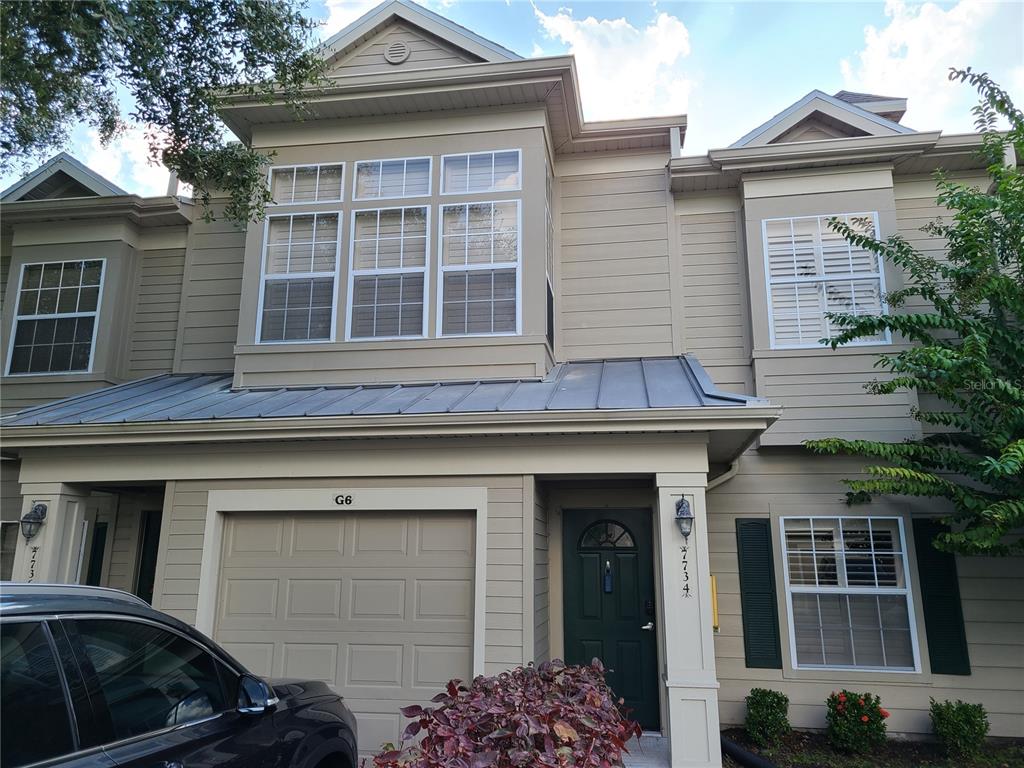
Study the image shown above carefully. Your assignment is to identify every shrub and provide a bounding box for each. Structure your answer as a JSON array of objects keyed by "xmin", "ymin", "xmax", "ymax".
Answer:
[
  {"xmin": 371, "ymin": 659, "xmax": 642, "ymax": 768},
  {"xmin": 745, "ymin": 688, "xmax": 790, "ymax": 748},
  {"xmin": 930, "ymin": 698, "xmax": 990, "ymax": 760},
  {"xmin": 825, "ymin": 689, "xmax": 889, "ymax": 753}
]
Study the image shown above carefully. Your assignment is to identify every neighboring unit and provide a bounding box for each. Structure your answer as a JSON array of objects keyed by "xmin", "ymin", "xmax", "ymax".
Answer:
[{"xmin": 1, "ymin": 3, "xmax": 1021, "ymax": 766}]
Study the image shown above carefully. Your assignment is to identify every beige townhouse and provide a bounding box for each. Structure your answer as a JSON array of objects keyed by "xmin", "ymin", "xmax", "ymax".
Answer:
[{"xmin": 1, "ymin": 2, "xmax": 1021, "ymax": 765}]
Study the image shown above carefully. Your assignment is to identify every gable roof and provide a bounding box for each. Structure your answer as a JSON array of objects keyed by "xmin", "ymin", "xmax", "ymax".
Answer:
[
  {"xmin": 730, "ymin": 89, "xmax": 914, "ymax": 148},
  {"xmin": 1, "ymin": 152, "xmax": 126, "ymax": 202},
  {"xmin": 320, "ymin": 0, "xmax": 521, "ymax": 68}
]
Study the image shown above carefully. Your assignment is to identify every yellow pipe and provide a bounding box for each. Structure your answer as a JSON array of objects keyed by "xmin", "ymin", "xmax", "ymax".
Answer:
[{"xmin": 711, "ymin": 574, "xmax": 719, "ymax": 632}]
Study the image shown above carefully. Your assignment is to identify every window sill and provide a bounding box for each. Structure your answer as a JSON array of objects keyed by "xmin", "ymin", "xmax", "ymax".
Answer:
[
  {"xmin": 779, "ymin": 666, "xmax": 929, "ymax": 685},
  {"xmin": 751, "ymin": 342, "xmax": 909, "ymax": 360},
  {"xmin": 235, "ymin": 334, "xmax": 545, "ymax": 354},
  {"xmin": 2, "ymin": 370, "xmax": 109, "ymax": 383}
]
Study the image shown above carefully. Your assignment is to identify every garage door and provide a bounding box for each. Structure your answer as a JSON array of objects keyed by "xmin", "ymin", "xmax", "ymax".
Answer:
[{"xmin": 214, "ymin": 511, "xmax": 475, "ymax": 755}]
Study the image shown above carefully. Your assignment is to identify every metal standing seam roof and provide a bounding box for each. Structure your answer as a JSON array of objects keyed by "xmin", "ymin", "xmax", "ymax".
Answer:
[{"xmin": 1, "ymin": 356, "xmax": 766, "ymax": 428}]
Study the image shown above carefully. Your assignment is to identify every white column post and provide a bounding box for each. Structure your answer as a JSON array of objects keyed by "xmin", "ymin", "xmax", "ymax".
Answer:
[
  {"xmin": 11, "ymin": 483, "xmax": 90, "ymax": 584},
  {"xmin": 655, "ymin": 472, "xmax": 721, "ymax": 768}
]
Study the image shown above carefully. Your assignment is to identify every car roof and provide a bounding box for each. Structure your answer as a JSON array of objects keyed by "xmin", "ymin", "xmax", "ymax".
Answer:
[{"xmin": 1, "ymin": 582, "xmax": 168, "ymax": 621}]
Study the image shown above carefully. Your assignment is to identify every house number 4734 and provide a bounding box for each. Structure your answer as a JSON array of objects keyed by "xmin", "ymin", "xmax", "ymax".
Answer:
[{"xmin": 334, "ymin": 494, "xmax": 353, "ymax": 505}]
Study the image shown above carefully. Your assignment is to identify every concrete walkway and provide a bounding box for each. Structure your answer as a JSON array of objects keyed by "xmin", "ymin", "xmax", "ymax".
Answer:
[{"xmin": 623, "ymin": 733, "xmax": 671, "ymax": 767}]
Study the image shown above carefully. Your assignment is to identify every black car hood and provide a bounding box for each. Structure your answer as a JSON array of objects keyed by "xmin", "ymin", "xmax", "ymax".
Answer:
[{"xmin": 269, "ymin": 678, "xmax": 339, "ymax": 703}]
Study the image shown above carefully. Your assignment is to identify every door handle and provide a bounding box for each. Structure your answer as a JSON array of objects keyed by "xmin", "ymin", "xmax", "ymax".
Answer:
[{"xmin": 641, "ymin": 621, "xmax": 654, "ymax": 631}]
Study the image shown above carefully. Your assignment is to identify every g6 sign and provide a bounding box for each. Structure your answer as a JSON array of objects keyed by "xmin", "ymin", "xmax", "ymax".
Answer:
[{"xmin": 334, "ymin": 494, "xmax": 353, "ymax": 505}]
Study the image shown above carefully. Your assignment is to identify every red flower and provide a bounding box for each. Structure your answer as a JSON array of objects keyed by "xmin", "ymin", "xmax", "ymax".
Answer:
[
  {"xmin": 858, "ymin": 698, "xmax": 865, "ymax": 706},
  {"xmin": 861, "ymin": 715, "xmax": 869, "ymax": 723},
  {"xmin": 880, "ymin": 709, "xmax": 890, "ymax": 719},
  {"xmin": 838, "ymin": 694, "xmax": 847, "ymax": 703}
]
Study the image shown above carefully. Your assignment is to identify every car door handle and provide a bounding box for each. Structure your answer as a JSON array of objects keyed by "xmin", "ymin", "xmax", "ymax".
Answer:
[{"xmin": 641, "ymin": 622, "xmax": 654, "ymax": 631}]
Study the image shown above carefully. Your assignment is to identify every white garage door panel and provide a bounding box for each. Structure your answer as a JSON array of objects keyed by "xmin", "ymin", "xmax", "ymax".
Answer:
[{"xmin": 215, "ymin": 511, "xmax": 475, "ymax": 755}]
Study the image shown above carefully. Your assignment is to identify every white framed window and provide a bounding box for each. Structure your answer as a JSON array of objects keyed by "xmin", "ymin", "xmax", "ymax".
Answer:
[
  {"xmin": 347, "ymin": 206, "xmax": 428, "ymax": 339},
  {"xmin": 763, "ymin": 212, "xmax": 890, "ymax": 349},
  {"xmin": 257, "ymin": 213, "xmax": 340, "ymax": 343},
  {"xmin": 268, "ymin": 163, "xmax": 345, "ymax": 205},
  {"xmin": 439, "ymin": 200, "xmax": 520, "ymax": 336},
  {"xmin": 780, "ymin": 516, "xmax": 920, "ymax": 673},
  {"xmin": 441, "ymin": 150, "xmax": 521, "ymax": 195},
  {"xmin": 7, "ymin": 259, "xmax": 104, "ymax": 375},
  {"xmin": 353, "ymin": 157, "xmax": 431, "ymax": 201}
]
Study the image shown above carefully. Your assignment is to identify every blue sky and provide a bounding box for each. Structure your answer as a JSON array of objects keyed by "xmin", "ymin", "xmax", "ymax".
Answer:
[{"xmin": 5, "ymin": 0, "xmax": 1021, "ymax": 196}]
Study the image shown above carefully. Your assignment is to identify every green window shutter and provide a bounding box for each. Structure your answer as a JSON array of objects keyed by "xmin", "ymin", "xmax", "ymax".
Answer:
[
  {"xmin": 735, "ymin": 518, "xmax": 782, "ymax": 669},
  {"xmin": 913, "ymin": 519, "xmax": 971, "ymax": 675}
]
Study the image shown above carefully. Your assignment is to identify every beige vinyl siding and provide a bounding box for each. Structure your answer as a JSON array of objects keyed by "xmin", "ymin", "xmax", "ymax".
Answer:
[
  {"xmin": 175, "ymin": 216, "xmax": 245, "ymax": 373},
  {"xmin": 773, "ymin": 119, "xmax": 865, "ymax": 144},
  {"xmin": 327, "ymin": 22, "xmax": 479, "ymax": 77},
  {"xmin": 533, "ymin": 483, "xmax": 550, "ymax": 663},
  {"xmin": 1, "ymin": 459, "xmax": 21, "ymax": 521},
  {"xmin": 0, "ymin": 230, "xmax": 11, "ymax": 315},
  {"xmin": 155, "ymin": 474, "xmax": 528, "ymax": 675},
  {"xmin": 709, "ymin": 449, "xmax": 1024, "ymax": 738},
  {"xmin": 677, "ymin": 208, "xmax": 752, "ymax": 394},
  {"xmin": 105, "ymin": 504, "xmax": 141, "ymax": 593},
  {"xmin": 559, "ymin": 167, "xmax": 674, "ymax": 360},
  {"xmin": 128, "ymin": 248, "xmax": 186, "ymax": 376}
]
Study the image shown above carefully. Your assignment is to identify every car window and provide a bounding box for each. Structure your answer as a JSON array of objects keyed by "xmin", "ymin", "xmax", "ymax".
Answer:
[
  {"xmin": 70, "ymin": 619, "xmax": 231, "ymax": 741},
  {"xmin": 1, "ymin": 621, "xmax": 76, "ymax": 766}
]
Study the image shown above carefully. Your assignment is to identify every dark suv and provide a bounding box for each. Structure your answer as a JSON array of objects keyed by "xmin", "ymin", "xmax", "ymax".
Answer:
[{"xmin": 0, "ymin": 583, "xmax": 357, "ymax": 768}]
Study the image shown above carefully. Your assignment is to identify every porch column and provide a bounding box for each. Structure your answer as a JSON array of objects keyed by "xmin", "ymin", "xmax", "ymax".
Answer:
[
  {"xmin": 655, "ymin": 472, "xmax": 721, "ymax": 768},
  {"xmin": 11, "ymin": 483, "xmax": 90, "ymax": 584}
]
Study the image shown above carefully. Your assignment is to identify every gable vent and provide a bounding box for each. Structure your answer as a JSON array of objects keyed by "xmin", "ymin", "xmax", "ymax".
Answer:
[{"xmin": 384, "ymin": 40, "xmax": 411, "ymax": 65}]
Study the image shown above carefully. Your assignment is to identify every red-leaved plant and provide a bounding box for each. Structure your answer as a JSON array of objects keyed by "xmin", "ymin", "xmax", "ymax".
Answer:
[{"xmin": 369, "ymin": 659, "xmax": 641, "ymax": 768}]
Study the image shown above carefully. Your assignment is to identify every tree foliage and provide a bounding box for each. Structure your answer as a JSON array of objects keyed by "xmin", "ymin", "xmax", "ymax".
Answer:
[
  {"xmin": 0, "ymin": 0, "xmax": 326, "ymax": 223},
  {"xmin": 806, "ymin": 69, "xmax": 1024, "ymax": 556}
]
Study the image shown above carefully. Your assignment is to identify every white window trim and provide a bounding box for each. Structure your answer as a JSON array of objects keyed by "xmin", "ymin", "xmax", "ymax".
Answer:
[
  {"xmin": 265, "ymin": 162, "xmax": 346, "ymax": 206},
  {"xmin": 345, "ymin": 205, "xmax": 430, "ymax": 342},
  {"xmin": 351, "ymin": 156, "xmax": 433, "ymax": 202},
  {"xmin": 255, "ymin": 213, "xmax": 342, "ymax": 345},
  {"xmin": 440, "ymin": 149, "xmax": 523, "ymax": 196},
  {"xmin": 779, "ymin": 515, "xmax": 922, "ymax": 674},
  {"xmin": 6, "ymin": 259, "xmax": 106, "ymax": 377},
  {"xmin": 436, "ymin": 199, "xmax": 523, "ymax": 338},
  {"xmin": 762, "ymin": 211, "xmax": 892, "ymax": 350}
]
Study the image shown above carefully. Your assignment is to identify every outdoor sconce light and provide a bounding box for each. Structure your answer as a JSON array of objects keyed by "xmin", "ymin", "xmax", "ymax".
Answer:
[
  {"xmin": 20, "ymin": 503, "xmax": 47, "ymax": 541},
  {"xmin": 675, "ymin": 497, "xmax": 694, "ymax": 539}
]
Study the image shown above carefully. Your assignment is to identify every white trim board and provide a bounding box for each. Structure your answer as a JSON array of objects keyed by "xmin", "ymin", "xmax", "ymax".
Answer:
[{"xmin": 196, "ymin": 485, "xmax": 490, "ymax": 677}]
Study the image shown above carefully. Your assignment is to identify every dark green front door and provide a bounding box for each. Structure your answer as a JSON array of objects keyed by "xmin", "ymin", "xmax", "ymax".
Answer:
[{"xmin": 563, "ymin": 509, "xmax": 659, "ymax": 730}]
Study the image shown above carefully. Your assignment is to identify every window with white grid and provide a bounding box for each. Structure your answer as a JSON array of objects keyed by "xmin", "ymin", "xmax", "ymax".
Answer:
[
  {"xmin": 781, "ymin": 516, "xmax": 919, "ymax": 672},
  {"xmin": 268, "ymin": 163, "xmax": 344, "ymax": 205},
  {"xmin": 8, "ymin": 259, "xmax": 104, "ymax": 374},
  {"xmin": 441, "ymin": 150, "xmax": 521, "ymax": 195},
  {"xmin": 764, "ymin": 213, "xmax": 889, "ymax": 348},
  {"xmin": 347, "ymin": 206, "xmax": 428, "ymax": 339},
  {"xmin": 439, "ymin": 200, "xmax": 519, "ymax": 335},
  {"xmin": 353, "ymin": 157, "xmax": 431, "ymax": 200},
  {"xmin": 258, "ymin": 213, "xmax": 340, "ymax": 342}
]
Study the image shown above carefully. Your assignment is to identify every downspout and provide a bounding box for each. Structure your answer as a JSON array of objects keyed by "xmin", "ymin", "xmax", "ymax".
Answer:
[{"xmin": 707, "ymin": 459, "xmax": 740, "ymax": 491}]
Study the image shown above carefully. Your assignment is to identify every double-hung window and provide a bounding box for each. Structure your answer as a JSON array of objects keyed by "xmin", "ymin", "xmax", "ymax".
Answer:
[
  {"xmin": 438, "ymin": 149, "xmax": 522, "ymax": 337},
  {"xmin": 259, "ymin": 213, "xmax": 340, "ymax": 342},
  {"xmin": 348, "ymin": 206, "xmax": 428, "ymax": 339},
  {"xmin": 8, "ymin": 259, "xmax": 103, "ymax": 374},
  {"xmin": 781, "ymin": 516, "xmax": 919, "ymax": 672},
  {"xmin": 764, "ymin": 213, "xmax": 889, "ymax": 348}
]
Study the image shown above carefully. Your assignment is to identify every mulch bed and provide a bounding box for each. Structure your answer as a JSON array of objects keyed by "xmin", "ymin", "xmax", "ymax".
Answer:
[{"xmin": 721, "ymin": 727, "xmax": 1024, "ymax": 768}]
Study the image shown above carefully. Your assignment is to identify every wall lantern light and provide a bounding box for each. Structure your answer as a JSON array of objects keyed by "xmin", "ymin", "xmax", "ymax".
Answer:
[
  {"xmin": 675, "ymin": 497, "xmax": 694, "ymax": 539},
  {"xmin": 20, "ymin": 503, "xmax": 47, "ymax": 541}
]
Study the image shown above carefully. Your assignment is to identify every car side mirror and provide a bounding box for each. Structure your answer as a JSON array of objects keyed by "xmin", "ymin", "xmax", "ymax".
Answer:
[{"xmin": 237, "ymin": 674, "xmax": 279, "ymax": 715}]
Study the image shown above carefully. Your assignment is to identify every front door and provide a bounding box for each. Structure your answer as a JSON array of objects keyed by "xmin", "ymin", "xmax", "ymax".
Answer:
[{"xmin": 563, "ymin": 509, "xmax": 659, "ymax": 730}]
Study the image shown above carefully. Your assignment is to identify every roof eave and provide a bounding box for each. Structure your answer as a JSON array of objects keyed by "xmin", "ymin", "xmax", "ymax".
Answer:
[{"xmin": 0, "ymin": 194, "xmax": 192, "ymax": 227}]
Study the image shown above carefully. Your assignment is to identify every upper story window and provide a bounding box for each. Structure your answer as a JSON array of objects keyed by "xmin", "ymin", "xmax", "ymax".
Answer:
[
  {"xmin": 440, "ymin": 200, "xmax": 520, "ymax": 335},
  {"xmin": 347, "ymin": 206, "xmax": 428, "ymax": 339},
  {"xmin": 8, "ymin": 259, "xmax": 103, "ymax": 375},
  {"xmin": 258, "ymin": 213, "xmax": 340, "ymax": 343},
  {"xmin": 354, "ymin": 157, "xmax": 431, "ymax": 200},
  {"xmin": 763, "ymin": 213, "xmax": 889, "ymax": 349},
  {"xmin": 269, "ymin": 163, "xmax": 345, "ymax": 205},
  {"xmin": 781, "ymin": 516, "xmax": 919, "ymax": 672},
  {"xmin": 441, "ymin": 150, "xmax": 521, "ymax": 195}
]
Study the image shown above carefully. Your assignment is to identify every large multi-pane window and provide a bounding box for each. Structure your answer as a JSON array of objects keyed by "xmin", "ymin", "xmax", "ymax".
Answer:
[
  {"xmin": 258, "ymin": 213, "xmax": 340, "ymax": 342},
  {"xmin": 268, "ymin": 163, "xmax": 345, "ymax": 205},
  {"xmin": 353, "ymin": 157, "xmax": 431, "ymax": 200},
  {"xmin": 348, "ymin": 206, "xmax": 428, "ymax": 339},
  {"xmin": 764, "ymin": 213, "xmax": 889, "ymax": 348},
  {"xmin": 440, "ymin": 200, "xmax": 520, "ymax": 335},
  {"xmin": 441, "ymin": 150, "xmax": 521, "ymax": 194},
  {"xmin": 8, "ymin": 259, "xmax": 103, "ymax": 374},
  {"xmin": 781, "ymin": 516, "xmax": 919, "ymax": 672}
]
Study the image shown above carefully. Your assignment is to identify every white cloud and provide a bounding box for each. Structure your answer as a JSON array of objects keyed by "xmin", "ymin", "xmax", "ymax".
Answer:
[
  {"xmin": 322, "ymin": 0, "xmax": 382, "ymax": 38},
  {"xmin": 534, "ymin": 7, "xmax": 693, "ymax": 121},
  {"xmin": 840, "ymin": 0, "xmax": 999, "ymax": 131},
  {"xmin": 76, "ymin": 124, "xmax": 171, "ymax": 197}
]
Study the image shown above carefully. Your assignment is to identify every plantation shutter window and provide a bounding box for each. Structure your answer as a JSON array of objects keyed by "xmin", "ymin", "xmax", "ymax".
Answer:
[
  {"xmin": 269, "ymin": 163, "xmax": 344, "ymax": 205},
  {"xmin": 735, "ymin": 518, "xmax": 783, "ymax": 669},
  {"xmin": 781, "ymin": 516, "xmax": 920, "ymax": 672},
  {"xmin": 348, "ymin": 206, "xmax": 428, "ymax": 339},
  {"xmin": 763, "ymin": 213, "xmax": 889, "ymax": 348},
  {"xmin": 259, "ymin": 213, "xmax": 340, "ymax": 343}
]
